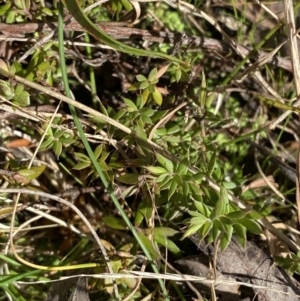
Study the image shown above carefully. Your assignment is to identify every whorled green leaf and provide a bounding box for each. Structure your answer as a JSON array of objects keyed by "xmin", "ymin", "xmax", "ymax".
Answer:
[
  {"xmin": 18, "ymin": 165, "xmax": 46, "ymax": 182},
  {"xmin": 245, "ymin": 211, "xmax": 264, "ymax": 220},
  {"xmin": 6, "ymin": 11, "xmax": 16, "ymax": 23},
  {"xmin": 98, "ymin": 150, "xmax": 110, "ymax": 164},
  {"xmin": 194, "ymin": 200, "xmax": 211, "ymax": 217},
  {"xmin": 220, "ymin": 224, "xmax": 233, "ymax": 251},
  {"xmin": 73, "ymin": 162, "xmax": 91, "ymax": 170},
  {"xmin": 0, "ymin": 59, "xmax": 10, "ymax": 74},
  {"xmin": 156, "ymin": 153, "xmax": 174, "ymax": 173},
  {"xmin": 102, "ymin": 216, "xmax": 127, "ymax": 230},
  {"xmin": 210, "ymin": 185, "xmax": 229, "ymax": 220},
  {"xmin": 158, "ymin": 175, "xmax": 172, "ymax": 190},
  {"xmin": 187, "ymin": 210, "xmax": 206, "ymax": 217},
  {"xmin": 59, "ymin": 135, "xmax": 76, "ymax": 144},
  {"xmin": 42, "ymin": 7, "xmax": 54, "ymax": 16},
  {"xmin": 136, "ymin": 74, "xmax": 147, "ymax": 82},
  {"xmin": 154, "ymin": 235, "xmax": 182, "ymax": 255},
  {"xmin": 199, "ymin": 220, "xmax": 213, "ymax": 240},
  {"xmin": 199, "ymin": 70, "xmax": 207, "ymax": 108},
  {"xmin": 0, "ymin": 79, "xmax": 14, "ymax": 99},
  {"xmin": 153, "ymin": 227, "xmax": 178, "ymax": 237},
  {"xmin": 183, "ymin": 181, "xmax": 189, "ymax": 196},
  {"xmin": 226, "ymin": 210, "xmax": 248, "ymax": 219},
  {"xmin": 155, "ymin": 173, "xmax": 168, "ymax": 184},
  {"xmin": 140, "ymin": 81, "xmax": 149, "ymax": 90},
  {"xmin": 13, "ymin": 89, "xmax": 30, "ymax": 107},
  {"xmin": 182, "ymin": 223, "xmax": 203, "ymax": 239},
  {"xmin": 213, "ymin": 219, "xmax": 227, "ymax": 232},
  {"xmin": 119, "ymin": 0, "xmax": 132, "ymax": 10},
  {"xmin": 74, "ymin": 152, "xmax": 90, "ymax": 163},
  {"xmin": 135, "ymin": 198, "xmax": 153, "ymax": 226},
  {"xmin": 141, "ymin": 88, "xmax": 150, "ymax": 105},
  {"xmin": 207, "ymin": 151, "xmax": 216, "ymax": 176},
  {"xmin": 39, "ymin": 138, "xmax": 53, "ymax": 151},
  {"xmin": 144, "ymin": 166, "xmax": 167, "ymax": 175},
  {"xmin": 53, "ymin": 140, "xmax": 62, "ymax": 157},
  {"xmin": 233, "ymin": 223, "xmax": 246, "ymax": 247},
  {"xmin": 238, "ymin": 218, "xmax": 262, "ymax": 234},
  {"xmin": 219, "ymin": 216, "xmax": 234, "ymax": 225},
  {"xmin": 152, "ymin": 87, "xmax": 163, "ymax": 106},
  {"xmin": 123, "ymin": 98, "xmax": 138, "ymax": 111},
  {"xmin": 189, "ymin": 216, "xmax": 207, "ymax": 225},
  {"xmin": 0, "ymin": 3, "xmax": 11, "ymax": 16},
  {"xmin": 168, "ymin": 178, "xmax": 177, "ymax": 200},
  {"xmin": 176, "ymin": 158, "xmax": 188, "ymax": 176},
  {"xmin": 148, "ymin": 68, "xmax": 158, "ymax": 82},
  {"xmin": 53, "ymin": 129, "xmax": 66, "ymax": 139},
  {"xmin": 212, "ymin": 223, "xmax": 221, "ymax": 242},
  {"xmin": 137, "ymin": 233, "xmax": 159, "ymax": 259}
]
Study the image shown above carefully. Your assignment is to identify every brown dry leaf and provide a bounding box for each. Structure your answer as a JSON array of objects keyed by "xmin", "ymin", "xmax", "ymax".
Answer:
[{"xmin": 188, "ymin": 236, "xmax": 300, "ymax": 301}]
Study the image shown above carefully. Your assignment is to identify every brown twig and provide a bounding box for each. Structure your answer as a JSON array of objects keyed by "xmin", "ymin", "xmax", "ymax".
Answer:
[{"xmin": 0, "ymin": 22, "xmax": 293, "ymax": 73}]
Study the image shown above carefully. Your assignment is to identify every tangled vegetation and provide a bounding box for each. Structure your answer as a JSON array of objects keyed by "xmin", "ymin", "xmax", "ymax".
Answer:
[{"xmin": 1, "ymin": 0, "xmax": 300, "ymax": 300}]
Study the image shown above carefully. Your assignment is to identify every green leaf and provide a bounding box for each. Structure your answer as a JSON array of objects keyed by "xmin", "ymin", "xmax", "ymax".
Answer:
[
  {"xmin": 153, "ymin": 227, "xmax": 178, "ymax": 237},
  {"xmin": 199, "ymin": 70, "xmax": 207, "ymax": 108},
  {"xmin": 120, "ymin": 0, "xmax": 132, "ymax": 10},
  {"xmin": 190, "ymin": 172, "xmax": 205, "ymax": 181},
  {"xmin": 135, "ymin": 198, "xmax": 153, "ymax": 226},
  {"xmin": 210, "ymin": 186, "xmax": 228, "ymax": 220},
  {"xmin": 141, "ymin": 89, "xmax": 150, "ymax": 105},
  {"xmin": 0, "ymin": 79, "xmax": 14, "ymax": 99},
  {"xmin": 75, "ymin": 152, "xmax": 90, "ymax": 163},
  {"xmin": 176, "ymin": 158, "xmax": 188, "ymax": 175},
  {"xmin": 136, "ymin": 74, "xmax": 147, "ymax": 82},
  {"xmin": 245, "ymin": 211, "xmax": 264, "ymax": 220},
  {"xmin": 182, "ymin": 223, "xmax": 203, "ymax": 239},
  {"xmin": 73, "ymin": 162, "xmax": 91, "ymax": 170},
  {"xmin": 148, "ymin": 68, "xmax": 158, "ymax": 82},
  {"xmin": 226, "ymin": 211, "xmax": 248, "ymax": 219},
  {"xmin": 6, "ymin": 11, "xmax": 16, "ymax": 23},
  {"xmin": 137, "ymin": 233, "xmax": 159, "ymax": 259},
  {"xmin": 168, "ymin": 178, "xmax": 177, "ymax": 200},
  {"xmin": 189, "ymin": 216, "xmax": 207, "ymax": 225},
  {"xmin": 222, "ymin": 182, "xmax": 237, "ymax": 189},
  {"xmin": 0, "ymin": 3, "xmax": 11, "ymax": 16},
  {"xmin": 18, "ymin": 165, "xmax": 46, "ymax": 182},
  {"xmin": 140, "ymin": 81, "xmax": 149, "ymax": 90},
  {"xmin": 152, "ymin": 87, "xmax": 163, "ymax": 106},
  {"xmin": 156, "ymin": 153, "xmax": 174, "ymax": 173},
  {"xmin": 156, "ymin": 173, "xmax": 168, "ymax": 183},
  {"xmin": 13, "ymin": 90, "xmax": 30, "ymax": 106},
  {"xmin": 59, "ymin": 135, "xmax": 75, "ymax": 144},
  {"xmin": 62, "ymin": 0, "xmax": 186, "ymax": 71},
  {"xmin": 207, "ymin": 151, "xmax": 216, "ymax": 176},
  {"xmin": 40, "ymin": 138, "xmax": 53, "ymax": 150},
  {"xmin": 219, "ymin": 216, "xmax": 233, "ymax": 225},
  {"xmin": 102, "ymin": 216, "xmax": 127, "ymax": 230},
  {"xmin": 154, "ymin": 235, "xmax": 182, "ymax": 255},
  {"xmin": 220, "ymin": 224, "xmax": 233, "ymax": 250},
  {"xmin": 213, "ymin": 219, "xmax": 226, "ymax": 232},
  {"xmin": 53, "ymin": 140, "xmax": 62, "ymax": 157},
  {"xmin": 233, "ymin": 224, "xmax": 246, "ymax": 247},
  {"xmin": 194, "ymin": 201, "xmax": 210, "ymax": 217},
  {"xmin": 53, "ymin": 129, "xmax": 66, "ymax": 139},
  {"xmin": 239, "ymin": 218, "xmax": 262, "ymax": 234},
  {"xmin": 212, "ymin": 223, "xmax": 221, "ymax": 241},
  {"xmin": 117, "ymin": 173, "xmax": 139, "ymax": 185},
  {"xmin": 144, "ymin": 166, "xmax": 167, "ymax": 175},
  {"xmin": 199, "ymin": 220, "xmax": 213, "ymax": 240},
  {"xmin": 123, "ymin": 98, "xmax": 137, "ymax": 110},
  {"xmin": 175, "ymin": 68, "xmax": 181, "ymax": 82}
]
